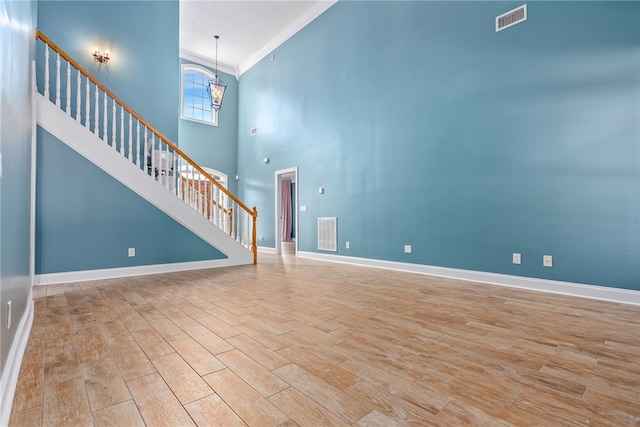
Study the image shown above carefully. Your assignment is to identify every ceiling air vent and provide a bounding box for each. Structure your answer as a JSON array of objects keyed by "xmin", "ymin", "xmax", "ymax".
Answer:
[{"xmin": 496, "ymin": 4, "xmax": 527, "ymax": 32}]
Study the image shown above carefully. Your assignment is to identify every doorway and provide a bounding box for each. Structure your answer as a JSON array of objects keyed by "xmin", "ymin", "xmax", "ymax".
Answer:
[{"xmin": 275, "ymin": 167, "xmax": 298, "ymax": 255}]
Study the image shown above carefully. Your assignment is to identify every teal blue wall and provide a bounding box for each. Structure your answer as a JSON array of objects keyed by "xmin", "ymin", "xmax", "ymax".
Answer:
[
  {"xmin": 0, "ymin": 0, "xmax": 37, "ymax": 374},
  {"xmin": 33, "ymin": 0, "xmax": 219, "ymax": 275},
  {"xmin": 36, "ymin": 128, "xmax": 225, "ymax": 274},
  {"xmin": 37, "ymin": 0, "xmax": 179, "ymax": 142},
  {"xmin": 179, "ymin": 59, "xmax": 239, "ymax": 195},
  {"xmin": 238, "ymin": 1, "xmax": 640, "ymax": 290}
]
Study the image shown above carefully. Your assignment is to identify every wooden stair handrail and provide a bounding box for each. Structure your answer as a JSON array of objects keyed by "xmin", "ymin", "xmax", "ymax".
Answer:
[{"xmin": 37, "ymin": 29, "xmax": 258, "ymax": 264}]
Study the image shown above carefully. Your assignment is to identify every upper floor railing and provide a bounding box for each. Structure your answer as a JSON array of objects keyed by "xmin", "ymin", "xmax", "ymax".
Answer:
[{"xmin": 35, "ymin": 29, "xmax": 258, "ymax": 263}]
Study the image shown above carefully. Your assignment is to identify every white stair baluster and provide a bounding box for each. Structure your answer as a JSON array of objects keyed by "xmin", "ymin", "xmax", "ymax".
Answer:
[
  {"xmin": 239, "ymin": 210, "xmax": 243, "ymax": 245},
  {"xmin": 128, "ymin": 113, "xmax": 133, "ymax": 162},
  {"xmin": 192, "ymin": 167, "xmax": 197, "ymax": 209},
  {"xmin": 176, "ymin": 157, "xmax": 182, "ymax": 200},
  {"xmin": 244, "ymin": 210, "xmax": 248, "ymax": 245},
  {"xmin": 172, "ymin": 150, "xmax": 178, "ymax": 196},
  {"xmin": 65, "ymin": 61, "xmax": 71, "ymax": 114},
  {"xmin": 191, "ymin": 166, "xmax": 197, "ymax": 209},
  {"xmin": 246, "ymin": 212, "xmax": 250, "ymax": 247},
  {"xmin": 183, "ymin": 164, "xmax": 189, "ymax": 204},
  {"xmin": 111, "ymin": 100, "xmax": 116, "ymax": 149},
  {"xmin": 44, "ymin": 45, "xmax": 50, "ymax": 99},
  {"xmin": 136, "ymin": 121, "xmax": 141, "ymax": 168},
  {"xmin": 103, "ymin": 94, "xmax": 108, "ymax": 141},
  {"xmin": 75, "ymin": 71, "xmax": 81, "ymax": 121},
  {"xmin": 143, "ymin": 127, "xmax": 148, "ymax": 175},
  {"xmin": 163, "ymin": 142, "xmax": 169, "ymax": 190},
  {"xmin": 150, "ymin": 135, "xmax": 156, "ymax": 181},
  {"xmin": 233, "ymin": 209, "xmax": 238, "ymax": 242},
  {"xmin": 222, "ymin": 191, "xmax": 227, "ymax": 230},
  {"xmin": 94, "ymin": 85, "xmax": 99, "ymax": 135},
  {"xmin": 196, "ymin": 175, "xmax": 201, "ymax": 213},
  {"xmin": 55, "ymin": 53, "xmax": 61, "ymax": 107},
  {"xmin": 84, "ymin": 77, "xmax": 90, "ymax": 128},
  {"xmin": 120, "ymin": 107, "xmax": 125, "ymax": 156},
  {"xmin": 212, "ymin": 186, "xmax": 218, "ymax": 227},
  {"xmin": 199, "ymin": 177, "xmax": 204, "ymax": 216},
  {"xmin": 208, "ymin": 180, "xmax": 213, "ymax": 221}
]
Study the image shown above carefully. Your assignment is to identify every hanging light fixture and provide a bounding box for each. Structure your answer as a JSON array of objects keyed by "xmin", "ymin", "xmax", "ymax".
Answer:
[{"xmin": 208, "ymin": 35, "xmax": 226, "ymax": 112}]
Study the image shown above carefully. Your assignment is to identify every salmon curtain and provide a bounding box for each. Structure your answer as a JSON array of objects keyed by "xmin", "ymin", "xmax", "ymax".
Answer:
[{"xmin": 281, "ymin": 179, "xmax": 292, "ymax": 242}]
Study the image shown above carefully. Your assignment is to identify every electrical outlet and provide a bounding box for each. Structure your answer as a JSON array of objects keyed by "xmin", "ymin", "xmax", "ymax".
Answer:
[
  {"xmin": 7, "ymin": 301, "xmax": 11, "ymax": 330},
  {"xmin": 259, "ymin": 236, "xmax": 264, "ymax": 242},
  {"xmin": 300, "ymin": 205, "xmax": 307, "ymax": 212},
  {"xmin": 543, "ymin": 255, "xmax": 553, "ymax": 267},
  {"xmin": 128, "ymin": 248, "xmax": 135, "ymax": 257},
  {"xmin": 346, "ymin": 241, "xmax": 350, "ymax": 249},
  {"xmin": 404, "ymin": 245, "xmax": 412, "ymax": 254},
  {"xmin": 512, "ymin": 253, "xmax": 521, "ymax": 264}
]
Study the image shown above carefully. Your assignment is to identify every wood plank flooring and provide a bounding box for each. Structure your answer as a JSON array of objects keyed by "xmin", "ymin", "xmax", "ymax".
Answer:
[{"xmin": 9, "ymin": 253, "xmax": 640, "ymax": 426}]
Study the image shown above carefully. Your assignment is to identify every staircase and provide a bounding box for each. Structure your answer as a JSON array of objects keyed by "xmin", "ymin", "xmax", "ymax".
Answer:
[{"xmin": 35, "ymin": 30, "xmax": 257, "ymax": 268}]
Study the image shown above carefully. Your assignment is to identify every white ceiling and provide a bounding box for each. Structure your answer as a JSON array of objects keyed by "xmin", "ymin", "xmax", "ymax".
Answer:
[{"xmin": 179, "ymin": 0, "xmax": 336, "ymax": 78}]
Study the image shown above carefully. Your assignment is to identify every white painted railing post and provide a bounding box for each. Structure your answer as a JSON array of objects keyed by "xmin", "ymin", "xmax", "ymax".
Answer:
[
  {"xmin": 143, "ymin": 127, "xmax": 149, "ymax": 175},
  {"xmin": 55, "ymin": 53, "xmax": 61, "ymax": 107},
  {"xmin": 94, "ymin": 85, "xmax": 99, "ymax": 135},
  {"xmin": 150, "ymin": 135, "xmax": 156, "ymax": 181},
  {"xmin": 65, "ymin": 61, "xmax": 71, "ymax": 114},
  {"xmin": 120, "ymin": 107, "xmax": 125, "ymax": 156},
  {"xmin": 84, "ymin": 77, "xmax": 90, "ymax": 128},
  {"xmin": 136, "ymin": 121, "xmax": 141, "ymax": 168},
  {"xmin": 128, "ymin": 113, "xmax": 133, "ymax": 162},
  {"xmin": 103, "ymin": 94, "xmax": 108, "ymax": 142},
  {"xmin": 44, "ymin": 45, "xmax": 50, "ymax": 99},
  {"xmin": 111, "ymin": 100, "xmax": 116, "ymax": 149},
  {"xmin": 75, "ymin": 71, "xmax": 81, "ymax": 121},
  {"xmin": 176, "ymin": 158, "xmax": 182, "ymax": 200}
]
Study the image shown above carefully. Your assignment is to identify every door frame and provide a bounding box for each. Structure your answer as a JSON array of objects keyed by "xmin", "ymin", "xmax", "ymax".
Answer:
[{"xmin": 275, "ymin": 167, "xmax": 298, "ymax": 255}]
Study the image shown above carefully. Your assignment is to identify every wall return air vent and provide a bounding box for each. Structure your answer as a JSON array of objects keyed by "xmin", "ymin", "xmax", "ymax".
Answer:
[
  {"xmin": 496, "ymin": 4, "xmax": 527, "ymax": 32},
  {"xmin": 317, "ymin": 217, "xmax": 337, "ymax": 252}
]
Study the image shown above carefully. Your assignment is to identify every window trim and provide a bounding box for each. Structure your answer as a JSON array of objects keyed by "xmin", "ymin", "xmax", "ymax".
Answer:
[{"xmin": 180, "ymin": 64, "xmax": 219, "ymax": 126}]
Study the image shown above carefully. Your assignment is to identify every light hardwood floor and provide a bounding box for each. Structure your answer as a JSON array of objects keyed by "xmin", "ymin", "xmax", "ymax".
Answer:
[{"xmin": 9, "ymin": 253, "xmax": 640, "ymax": 426}]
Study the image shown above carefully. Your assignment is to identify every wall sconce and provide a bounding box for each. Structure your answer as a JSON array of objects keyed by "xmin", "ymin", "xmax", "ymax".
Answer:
[{"xmin": 92, "ymin": 47, "xmax": 110, "ymax": 64}]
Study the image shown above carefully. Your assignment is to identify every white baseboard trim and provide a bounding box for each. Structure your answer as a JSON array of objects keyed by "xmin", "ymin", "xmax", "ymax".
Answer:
[
  {"xmin": 0, "ymin": 291, "xmax": 34, "ymax": 427},
  {"xmin": 297, "ymin": 252, "xmax": 640, "ymax": 306},
  {"xmin": 35, "ymin": 258, "xmax": 245, "ymax": 286},
  {"xmin": 258, "ymin": 246, "xmax": 277, "ymax": 254}
]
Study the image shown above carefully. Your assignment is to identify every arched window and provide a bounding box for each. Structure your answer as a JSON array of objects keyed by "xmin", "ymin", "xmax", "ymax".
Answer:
[{"xmin": 181, "ymin": 65, "xmax": 218, "ymax": 126}]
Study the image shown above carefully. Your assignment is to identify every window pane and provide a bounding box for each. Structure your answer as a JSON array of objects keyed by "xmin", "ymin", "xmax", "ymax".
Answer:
[{"xmin": 182, "ymin": 67, "xmax": 217, "ymax": 124}]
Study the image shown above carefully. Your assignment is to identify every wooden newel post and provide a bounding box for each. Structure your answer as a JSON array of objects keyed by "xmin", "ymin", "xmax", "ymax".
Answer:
[{"xmin": 252, "ymin": 207, "xmax": 258, "ymax": 264}]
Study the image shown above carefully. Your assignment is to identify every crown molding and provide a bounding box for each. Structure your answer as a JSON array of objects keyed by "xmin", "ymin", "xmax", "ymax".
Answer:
[
  {"xmin": 238, "ymin": 0, "xmax": 337, "ymax": 76},
  {"xmin": 180, "ymin": 48, "xmax": 239, "ymax": 80}
]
